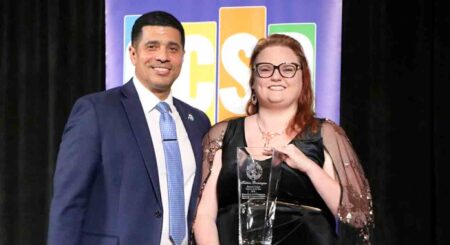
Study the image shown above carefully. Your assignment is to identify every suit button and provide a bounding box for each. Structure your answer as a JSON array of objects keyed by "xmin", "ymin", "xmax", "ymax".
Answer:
[{"xmin": 154, "ymin": 211, "xmax": 162, "ymax": 218}]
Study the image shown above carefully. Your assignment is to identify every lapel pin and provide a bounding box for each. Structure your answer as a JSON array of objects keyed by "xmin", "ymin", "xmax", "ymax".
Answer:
[{"xmin": 188, "ymin": 114, "xmax": 195, "ymax": 122}]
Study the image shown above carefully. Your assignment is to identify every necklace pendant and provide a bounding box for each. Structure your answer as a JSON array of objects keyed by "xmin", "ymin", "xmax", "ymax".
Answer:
[
  {"xmin": 256, "ymin": 115, "xmax": 283, "ymax": 147},
  {"xmin": 262, "ymin": 133, "xmax": 277, "ymax": 147},
  {"xmin": 262, "ymin": 136, "xmax": 270, "ymax": 147}
]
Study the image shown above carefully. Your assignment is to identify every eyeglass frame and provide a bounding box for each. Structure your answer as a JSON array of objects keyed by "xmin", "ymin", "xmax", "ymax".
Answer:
[{"xmin": 252, "ymin": 62, "xmax": 302, "ymax": 78}]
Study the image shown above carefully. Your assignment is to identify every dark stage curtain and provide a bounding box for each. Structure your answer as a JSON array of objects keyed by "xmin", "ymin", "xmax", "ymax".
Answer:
[
  {"xmin": 0, "ymin": 0, "xmax": 448, "ymax": 245},
  {"xmin": 0, "ymin": 0, "xmax": 105, "ymax": 244},
  {"xmin": 341, "ymin": 0, "xmax": 450, "ymax": 244}
]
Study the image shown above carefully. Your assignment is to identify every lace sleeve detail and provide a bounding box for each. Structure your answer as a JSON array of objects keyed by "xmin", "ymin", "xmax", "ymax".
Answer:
[
  {"xmin": 190, "ymin": 121, "xmax": 228, "ymax": 244},
  {"xmin": 321, "ymin": 119, "xmax": 374, "ymax": 243},
  {"xmin": 191, "ymin": 121, "xmax": 228, "ymax": 227},
  {"xmin": 199, "ymin": 121, "xmax": 228, "ymax": 193}
]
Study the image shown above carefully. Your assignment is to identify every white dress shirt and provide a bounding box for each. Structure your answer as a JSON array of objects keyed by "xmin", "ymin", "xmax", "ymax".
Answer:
[{"xmin": 133, "ymin": 77, "xmax": 195, "ymax": 245}]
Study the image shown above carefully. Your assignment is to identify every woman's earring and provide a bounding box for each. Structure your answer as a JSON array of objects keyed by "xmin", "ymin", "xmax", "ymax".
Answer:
[{"xmin": 251, "ymin": 93, "xmax": 257, "ymax": 105}]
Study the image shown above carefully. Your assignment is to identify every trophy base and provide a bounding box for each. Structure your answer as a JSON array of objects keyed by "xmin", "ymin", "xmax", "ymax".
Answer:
[
  {"xmin": 240, "ymin": 240, "xmax": 271, "ymax": 245},
  {"xmin": 239, "ymin": 202, "xmax": 274, "ymax": 245}
]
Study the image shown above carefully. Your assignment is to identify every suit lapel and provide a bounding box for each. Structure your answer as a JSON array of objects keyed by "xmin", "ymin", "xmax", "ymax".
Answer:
[
  {"xmin": 174, "ymin": 99, "xmax": 202, "ymax": 168},
  {"xmin": 121, "ymin": 81, "xmax": 162, "ymax": 207}
]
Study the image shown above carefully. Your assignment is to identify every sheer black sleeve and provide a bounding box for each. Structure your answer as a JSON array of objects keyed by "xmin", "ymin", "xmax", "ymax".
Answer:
[{"xmin": 322, "ymin": 119, "xmax": 375, "ymax": 244}]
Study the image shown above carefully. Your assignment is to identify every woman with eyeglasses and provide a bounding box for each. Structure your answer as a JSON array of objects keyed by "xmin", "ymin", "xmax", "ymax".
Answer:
[{"xmin": 193, "ymin": 34, "xmax": 374, "ymax": 244}]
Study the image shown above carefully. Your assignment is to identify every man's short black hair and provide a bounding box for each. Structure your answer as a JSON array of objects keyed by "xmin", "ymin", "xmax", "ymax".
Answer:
[{"xmin": 131, "ymin": 10, "xmax": 185, "ymax": 48}]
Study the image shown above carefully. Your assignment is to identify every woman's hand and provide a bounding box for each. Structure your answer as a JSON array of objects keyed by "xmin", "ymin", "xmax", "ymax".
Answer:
[
  {"xmin": 275, "ymin": 144, "xmax": 316, "ymax": 174},
  {"xmin": 276, "ymin": 145, "xmax": 341, "ymax": 215}
]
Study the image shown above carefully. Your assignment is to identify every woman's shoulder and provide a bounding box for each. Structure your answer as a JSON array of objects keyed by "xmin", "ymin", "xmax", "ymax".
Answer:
[
  {"xmin": 204, "ymin": 116, "xmax": 245, "ymax": 143},
  {"xmin": 318, "ymin": 118, "xmax": 349, "ymax": 140},
  {"xmin": 209, "ymin": 116, "xmax": 245, "ymax": 133},
  {"xmin": 208, "ymin": 121, "xmax": 228, "ymax": 136}
]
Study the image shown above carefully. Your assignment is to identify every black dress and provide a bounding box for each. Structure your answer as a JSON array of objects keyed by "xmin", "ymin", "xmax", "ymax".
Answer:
[{"xmin": 216, "ymin": 117, "xmax": 337, "ymax": 245}]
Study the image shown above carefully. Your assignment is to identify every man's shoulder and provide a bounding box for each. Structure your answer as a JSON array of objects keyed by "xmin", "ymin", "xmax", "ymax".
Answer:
[
  {"xmin": 66, "ymin": 84, "xmax": 132, "ymax": 119},
  {"xmin": 76, "ymin": 84, "xmax": 126, "ymax": 104},
  {"xmin": 172, "ymin": 98, "xmax": 211, "ymax": 131},
  {"xmin": 173, "ymin": 97, "xmax": 206, "ymax": 116}
]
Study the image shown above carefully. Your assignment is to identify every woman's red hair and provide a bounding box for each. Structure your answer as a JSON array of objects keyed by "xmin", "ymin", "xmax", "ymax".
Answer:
[{"xmin": 245, "ymin": 34, "xmax": 318, "ymax": 134}]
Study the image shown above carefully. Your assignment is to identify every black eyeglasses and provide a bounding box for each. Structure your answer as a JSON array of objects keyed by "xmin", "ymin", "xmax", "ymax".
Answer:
[{"xmin": 253, "ymin": 62, "xmax": 302, "ymax": 78}]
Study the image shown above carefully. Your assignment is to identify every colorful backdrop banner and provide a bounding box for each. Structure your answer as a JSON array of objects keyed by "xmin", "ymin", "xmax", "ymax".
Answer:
[{"xmin": 105, "ymin": 0, "xmax": 342, "ymax": 123}]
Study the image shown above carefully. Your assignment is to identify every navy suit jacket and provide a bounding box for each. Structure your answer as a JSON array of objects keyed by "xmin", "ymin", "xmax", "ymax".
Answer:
[{"xmin": 47, "ymin": 81, "xmax": 211, "ymax": 245}]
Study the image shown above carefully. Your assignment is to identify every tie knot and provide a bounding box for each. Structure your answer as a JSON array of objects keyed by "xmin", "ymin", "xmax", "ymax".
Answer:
[{"xmin": 156, "ymin": 102, "xmax": 171, "ymax": 114}]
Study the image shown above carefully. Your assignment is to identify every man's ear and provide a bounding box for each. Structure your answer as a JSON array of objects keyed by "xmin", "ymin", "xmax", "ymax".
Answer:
[
  {"xmin": 181, "ymin": 48, "xmax": 185, "ymax": 62},
  {"xmin": 129, "ymin": 45, "xmax": 137, "ymax": 65}
]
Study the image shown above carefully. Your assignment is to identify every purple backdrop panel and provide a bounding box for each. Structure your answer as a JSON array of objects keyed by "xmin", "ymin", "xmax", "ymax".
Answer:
[{"xmin": 105, "ymin": 0, "xmax": 342, "ymax": 123}]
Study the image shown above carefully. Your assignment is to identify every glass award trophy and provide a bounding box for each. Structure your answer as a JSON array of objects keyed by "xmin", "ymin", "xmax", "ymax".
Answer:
[{"xmin": 237, "ymin": 147, "xmax": 283, "ymax": 245}]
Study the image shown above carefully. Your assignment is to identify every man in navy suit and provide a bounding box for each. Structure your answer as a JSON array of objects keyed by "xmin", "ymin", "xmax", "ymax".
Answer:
[{"xmin": 47, "ymin": 11, "xmax": 211, "ymax": 245}]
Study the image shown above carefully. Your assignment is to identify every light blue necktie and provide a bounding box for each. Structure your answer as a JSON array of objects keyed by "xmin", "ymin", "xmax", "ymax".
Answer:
[{"xmin": 156, "ymin": 102, "xmax": 186, "ymax": 245}]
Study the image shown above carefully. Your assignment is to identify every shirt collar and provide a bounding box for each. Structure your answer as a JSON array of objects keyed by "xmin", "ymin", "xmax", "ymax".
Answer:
[{"xmin": 133, "ymin": 76, "xmax": 174, "ymax": 113}]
